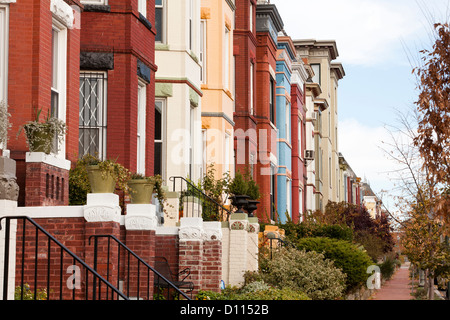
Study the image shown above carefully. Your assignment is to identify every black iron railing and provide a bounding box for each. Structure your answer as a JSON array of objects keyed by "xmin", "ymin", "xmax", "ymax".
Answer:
[
  {"xmin": 89, "ymin": 234, "xmax": 191, "ymax": 300},
  {"xmin": 0, "ymin": 216, "xmax": 128, "ymax": 300},
  {"xmin": 170, "ymin": 176, "xmax": 231, "ymax": 222}
]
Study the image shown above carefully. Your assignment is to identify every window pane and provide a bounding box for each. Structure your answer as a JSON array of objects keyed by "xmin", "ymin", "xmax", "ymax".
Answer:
[
  {"xmin": 155, "ymin": 0, "xmax": 162, "ymax": 5},
  {"xmin": 79, "ymin": 72, "xmax": 107, "ymax": 159},
  {"xmin": 155, "ymin": 8, "xmax": 162, "ymax": 42}
]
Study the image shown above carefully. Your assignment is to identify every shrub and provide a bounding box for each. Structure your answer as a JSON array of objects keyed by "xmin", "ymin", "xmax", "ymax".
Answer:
[
  {"xmin": 196, "ymin": 285, "xmax": 310, "ymax": 301},
  {"xmin": 378, "ymin": 258, "xmax": 396, "ymax": 281},
  {"xmin": 260, "ymin": 247, "xmax": 346, "ymax": 300},
  {"xmin": 295, "ymin": 237, "xmax": 373, "ymax": 291},
  {"xmin": 281, "ymin": 221, "xmax": 353, "ymax": 242}
]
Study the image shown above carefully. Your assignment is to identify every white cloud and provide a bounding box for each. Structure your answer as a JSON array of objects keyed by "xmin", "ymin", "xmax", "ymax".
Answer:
[
  {"xmin": 271, "ymin": 0, "xmax": 431, "ymax": 66},
  {"xmin": 338, "ymin": 118, "xmax": 397, "ymax": 195}
]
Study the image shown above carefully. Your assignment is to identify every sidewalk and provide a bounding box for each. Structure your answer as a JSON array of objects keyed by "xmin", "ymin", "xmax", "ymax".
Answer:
[{"xmin": 370, "ymin": 263, "xmax": 413, "ymax": 300}]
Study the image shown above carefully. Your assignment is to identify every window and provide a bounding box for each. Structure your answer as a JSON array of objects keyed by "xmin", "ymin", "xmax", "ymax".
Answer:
[
  {"xmin": 189, "ymin": 0, "xmax": 193, "ymax": 50},
  {"xmin": 224, "ymin": 27, "xmax": 230, "ymax": 89},
  {"xmin": 189, "ymin": 105, "xmax": 195, "ymax": 178},
  {"xmin": 138, "ymin": 0, "xmax": 147, "ymax": 17},
  {"xmin": 79, "ymin": 72, "xmax": 108, "ymax": 160},
  {"xmin": 51, "ymin": 19, "xmax": 67, "ymax": 156},
  {"xmin": 154, "ymin": 99, "xmax": 165, "ymax": 177},
  {"xmin": 202, "ymin": 129, "xmax": 207, "ymax": 177},
  {"xmin": 224, "ymin": 132, "xmax": 230, "ymax": 171},
  {"xmin": 249, "ymin": 3, "xmax": 253, "ymax": 32},
  {"xmin": 200, "ymin": 20, "xmax": 207, "ymax": 83},
  {"xmin": 81, "ymin": 0, "xmax": 108, "ymax": 4},
  {"xmin": 269, "ymin": 78, "xmax": 275, "ymax": 124},
  {"xmin": 270, "ymin": 164, "xmax": 276, "ymax": 220},
  {"xmin": 286, "ymin": 179, "xmax": 291, "ymax": 217},
  {"xmin": 311, "ymin": 64, "xmax": 320, "ymax": 85},
  {"xmin": 0, "ymin": 4, "xmax": 8, "ymax": 109},
  {"xmin": 299, "ymin": 188, "xmax": 303, "ymax": 218},
  {"xmin": 155, "ymin": 0, "xmax": 164, "ymax": 42},
  {"xmin": 298, "ymin": 119, "xmax": 302, "ymax": 155},
  {"xmin": 285, "ymin": 101, "xmax": 290, "ymax": 142},
  {"xmin": 250, "ymin": 62, "xmax": 254, "ymax": 115},
  {"xmin": 137, "ymin": 80, "xmax": 147, "ymax": 175}
]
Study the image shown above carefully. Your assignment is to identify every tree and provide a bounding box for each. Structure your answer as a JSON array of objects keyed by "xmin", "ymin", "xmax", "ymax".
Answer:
[{"xmin": 413, "ymin": 22, "xmax": 450, "ymax": 231}]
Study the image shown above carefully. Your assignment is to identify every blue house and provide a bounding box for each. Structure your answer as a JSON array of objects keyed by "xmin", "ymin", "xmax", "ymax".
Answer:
[{"xmin": 275, "ymin": 35, "xmax": 296, "ymax": 223}]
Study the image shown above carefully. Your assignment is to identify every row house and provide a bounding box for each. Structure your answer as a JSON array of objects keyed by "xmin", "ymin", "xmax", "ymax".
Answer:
[
  {"xmin": 2, "ymin": 0, "xmax": 156, "ymax": 207},
  {"xmin": 294, "ymin": 39, "xmax": 345, "ymax": 212},
  {"xmin": 154, "ymin": 0, "xmax": 203, "ymax": 183},
  {"xmin": 200, "ymin": 0, "xmax": 235, "ymax": 181}
]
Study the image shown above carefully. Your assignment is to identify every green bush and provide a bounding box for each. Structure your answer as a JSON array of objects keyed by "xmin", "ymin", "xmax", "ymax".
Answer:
[
  {"xmin": 196, "ymin": 285, "xmax": 310, "ymax": 301},
  {"xmin": 68, "ymin": 161, "xmax": 91, "ymax": 205},
  {"xmin": 295, "ymin": 237, "xmax": 373, "ymax": 291},
  {"xmin": 378, "ymin": 258, "xmax": 396, "ymax": 281},
  {"xmin": 259, "ymin": 247, "xmax": 346, "ymax": 300},
  {"xmin": 281, "ymin": 222, "xmax": 353, "ymax": 242}
]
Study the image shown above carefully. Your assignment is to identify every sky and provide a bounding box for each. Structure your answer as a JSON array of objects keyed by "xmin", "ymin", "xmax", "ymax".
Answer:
[{"xmin": 270, "ymin": 0, "xmax": 450, "ymax": 211}]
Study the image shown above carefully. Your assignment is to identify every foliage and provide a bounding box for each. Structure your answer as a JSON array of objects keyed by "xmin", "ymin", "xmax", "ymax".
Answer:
[
  {"xmin": 196, "ymin": 284, "xmax": 310, "ymax": 301},
  {"xmin": 255, "ymin": 247, "xmax": 346, "ymax": 300},
  {"xmin": 19, "ymin": 108, "xmax": 66, "ymax": 154},
  {"xmin": 413, "ymin": 22, "xmax": 450, "ymax": 231},
  {"xmin": 227, "ymin": 170, "xmax": 248, "ymax": 196},
  {"xmin": 295, "ymin": 237, "xmax": 373, "ymax": 291},
  {"xmin": 354, "ymin": 230, "xmax": 385, "ymax": 263},
  {"xmin": 69, "ymin": 154, "xmax": 131, "ymax": 205},
  {"xmin": 280, "ymin": 221, "xmax": 354, "ymax": 242},
  {"xmin": 15, "ymin": 284, "xmax": 48, "ymax": 300},
  {"xmin": 311, "ymin": 201, "xmax": 395, "ymax": 255},
  {"xmin": 243, "ymin": 169, "xmax": 260, "ymax": 200},
  {"xmin": 0, "ymin": 101, "xmax": 11, "ymax": 147},
  {"xmin": 377, "ymin": 258, "xmax": 396, "ymax": 281}
]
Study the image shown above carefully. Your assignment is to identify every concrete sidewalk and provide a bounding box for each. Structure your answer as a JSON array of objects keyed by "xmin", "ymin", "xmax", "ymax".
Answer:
[{"xmin": 370, "ymin": 263, "xmax": 413, "ymax": 300}]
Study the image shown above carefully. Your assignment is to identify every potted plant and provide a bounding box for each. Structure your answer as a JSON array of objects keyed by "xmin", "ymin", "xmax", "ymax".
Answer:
[
  {"xmin": 80, "ymin": 154, "xmax": 131, "ymax": 194},
  {"xmin": 227, "ymin": 171, "xmax": 249, "ymax": 213},
  {"xmin": 244, "ymin": 177, "xmax": 260, "ymax": 217},
  {"xmin": 128, "ymin": 173, "xmax": 156, "ymax": 204},
  {"xmin": 20, "ymin": 108, "xmax": 66, "ymax": 154}
]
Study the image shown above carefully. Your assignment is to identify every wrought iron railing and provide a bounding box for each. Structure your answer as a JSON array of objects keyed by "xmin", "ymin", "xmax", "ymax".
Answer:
[
  {"xmin": 89, "ymin": 234, "xmax": 191, "ymax": 300},
  {"xmin": 0, "ymin": 216, "xmax": 128, "ymax": 300},
  {"xmin": 169, "ymin": 176, "xmax": 232, "ymax": 222}
]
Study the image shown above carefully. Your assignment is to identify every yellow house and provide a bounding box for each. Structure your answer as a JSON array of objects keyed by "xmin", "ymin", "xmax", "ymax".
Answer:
[{"xmin": 200, "ymin": 0, "xmax": 235, "ymax": 181}]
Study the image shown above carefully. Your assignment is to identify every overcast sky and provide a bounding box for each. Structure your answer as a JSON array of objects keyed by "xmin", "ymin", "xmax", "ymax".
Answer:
[{"xmin": 270, "ymin": 0, "xmax": 450, "ymax": 210}]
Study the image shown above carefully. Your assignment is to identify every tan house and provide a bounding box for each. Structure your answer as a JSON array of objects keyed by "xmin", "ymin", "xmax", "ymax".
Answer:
[{"xmin": 294, "ymin": 40, "xmax": 345, "ymax": 211}]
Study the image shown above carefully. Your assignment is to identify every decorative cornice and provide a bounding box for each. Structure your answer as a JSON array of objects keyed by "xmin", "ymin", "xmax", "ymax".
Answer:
[
  {"xmin": 51, "ymin": 0, "xmax": 74, "ymax": 29},
  {"xmin": 125, "ymin": 215, "xmax": 157, "ymax": 231}
]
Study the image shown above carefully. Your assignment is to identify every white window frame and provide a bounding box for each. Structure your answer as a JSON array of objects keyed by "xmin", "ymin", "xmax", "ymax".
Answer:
[
  {"xmin": 249, "ymin": 3, "xmax": 253, "ymax": 32},
  {"xmin": 51, "ymin": 18, "xmax": 67, "ymax": 158},
  {"xmin": 0, "ymin": 5, "xmax": 8, "ymax": 151},
  {"xmin": 155, "ymin": 0, "xmax": 165, "ymax": 43},
  {"xmin": 286, "ymin": 178, "xmax": 291, "ymax": 217},
  {"xmin": 250, "ymin": 62, "xmax": 254, "ymax": 115},
  {"xmin": 137, "ymin": 79, "xmax": 147, "ymax": 175},
  {"xmin": 224, "ymin": 132, "xmax": 230, "ymax": 172},
  {"xmin": 138, "ymin": 0, "xmax": 147, "ymax": 17},
  {"xmin": 285, "ymin": 101, "xmax": 290, "ymax": 143},
  {"xmin": 224, "ymin": 27, "xmax": 230, "ymax": 90},
  {"xmin": 200, "ymin": 19, "xmax": 207, "ymax": 84},
  {"xmin": 79, "ymin": 71, "xmax": 108, "ymax": 160},
  {"xmin": 80, "ymin": 0, "xmax": 108, "ymax": 5},
  {"xmin": 155, "ymin": 99, "xmax": 166, "ymax": 180}
]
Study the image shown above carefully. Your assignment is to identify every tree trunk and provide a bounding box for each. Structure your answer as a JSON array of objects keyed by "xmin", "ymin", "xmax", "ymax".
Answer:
[{"xmin": 427, "ymin": 269, "xmax": 435, "ymax": 300}]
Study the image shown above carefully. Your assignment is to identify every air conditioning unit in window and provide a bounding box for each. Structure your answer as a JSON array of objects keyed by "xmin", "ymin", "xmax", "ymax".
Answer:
[{"xmin": 304, "ymin": 150, "xmax": 315, "ymax": 160}]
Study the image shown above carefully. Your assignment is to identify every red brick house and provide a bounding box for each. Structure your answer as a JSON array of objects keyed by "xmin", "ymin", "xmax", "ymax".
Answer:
[
  {"xmin": 6, "ymin": 0, "xmax": 83, "ymax": 207},
  {"xmin": 254, "ymin": 2, "xmax": 283, "ymax": 222},
  {"xmin": 79, "ymin": 0, "xmax": 157, "ymax": 176},
  {"xmin": 233, "ymin": 0, "xmax": 258, "ymax": 179}
]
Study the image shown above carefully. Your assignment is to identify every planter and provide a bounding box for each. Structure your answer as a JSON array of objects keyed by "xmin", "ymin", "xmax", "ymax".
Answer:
[
  {"xmin": 245, "ymin": 200, "xmax": 260, "ymax": 217},
  {"xmin": 86, "ymin": 165, "xmax": 116, "ymax": 193},
  {"xmin": 128, "ymin": 179, "xmax": 155, "ymax": 204},
  {"xmin": 231, "ymin": 195, "xmax": 250, "ymax": 213},
  {"xmin": 24, "ymin": 125, "xmax": 54, "ymax": 154}
]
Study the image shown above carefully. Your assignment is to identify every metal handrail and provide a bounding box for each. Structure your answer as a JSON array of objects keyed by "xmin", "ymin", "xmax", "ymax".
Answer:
[
  {"xmin": 89, "ymin": 234, "xmax": 191, "ymax": 300},
  {"xmin": 0, "ymin": 216, "xmax": 128, "ymax": 300},
  {"xmin": 169, "ymin": 176, "xmax": 232, "ymax": 221}
]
